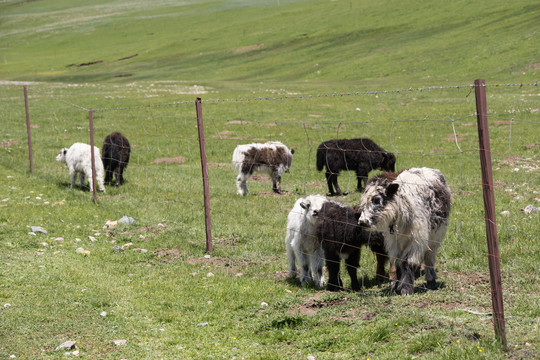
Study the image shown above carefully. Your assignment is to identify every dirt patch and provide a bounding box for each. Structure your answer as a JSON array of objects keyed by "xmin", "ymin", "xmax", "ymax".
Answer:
[
  {"xmin": 287, "ymin": 292, "xmax": 349, "ymax": 316},
  {"xmin": 227, "ymin": 120, "xmax": 252, "ymax": 125},
  {"xmin": 118, "ymin": 54, "xmax": 138, "ymax": 61},
  {"xmin": 207, "ymin": 163, "xmax": 230, "ymax": 168},
  {"xmin": 494, "ymin": 120, "xmax": 513, "ymax": 126},
  {"xmin": 153, "ymin": 156, "xmax": 186, "ymax": 164},
  {"xmin": 30, "ymin": 124, "xmax": 39, "ymax": 129},
  {"xmin": 525, "ymin": 143, "xmax": 540, "ymax": 149},
  {"xmin": 186, "ymin": 256, "xmax": 251, "ymax": 275},
  {"xmin": 446, "ymin": 133, "xmax": 467, "ymax": 142},
  {"xmin": 0, "ymin": 139, "xmax": 18, "ymax": 147},
  {"xmin": 219, "ymin": 130, "xmax": 233, "ymax": 136},
  {"xmin": 78, "ymin": 60, "xmax": 103, "ymax": 67},
  {"xmin": 233, "ymin": 43, "xmax": 264, "ymax": 54},
  {"xmin": 154, "ymin": 248, "xmax": 184, "ymax": 263}
]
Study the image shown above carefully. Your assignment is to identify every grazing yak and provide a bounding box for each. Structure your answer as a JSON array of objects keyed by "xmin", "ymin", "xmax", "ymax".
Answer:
[
  {"xmin": 232, "ymin": 141, "xmax": 294, "ymax": 196},
  {"xmin": 358, "ymin": 167, "xmax": 451, "ymax": 295},
  {"xmin": 56, "ymin": 142, "xmax": 105, "ymax": 192},
  {"xmin": 315, "ymin": 200, "xmax": 389, "ymax": 292},
  {"xmin": 102, "ymin": 132, "xmax": 131, "ymax": 186},
  {"xmin": 316, "ymin": 138, "xmax": 396, "ymax": 196},
  {"xmin": 285, "ymin": 194, "xmax": 328, "ymax": 287}
]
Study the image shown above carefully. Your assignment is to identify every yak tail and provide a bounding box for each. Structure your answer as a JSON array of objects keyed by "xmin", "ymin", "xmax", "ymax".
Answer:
[{"xmin": 316, "ymin": 145, "xmax": 326, "ymax": 172}]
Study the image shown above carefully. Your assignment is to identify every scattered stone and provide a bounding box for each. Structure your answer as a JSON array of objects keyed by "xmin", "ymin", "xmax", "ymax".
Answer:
[
  {"xmin": 111, "ymin": 339, "xmax": 127, "ymax": 346},
  {"xmin": 134, "ymin": 248, "xmax": 148, "ymax": 253},
  {"xmin": 197, "ymin": 322, "xmax": 209, "ymax": 326},
  {"xmin": 118, "ymin": 216, "xmax": 136, "ymax": 225},
  {"xmin": 31, "ymin": 226, "xmax": 47, "ymax": 234},
  {"xmin": 4, "ymin": 303, "xmax": 11, "ymax": 308},
  {"xmin": 204, "ymin": 254, "xmax": 211, "ymax": 259},
  {"xmin": 88, "ymin": 236, "xmax": 97, "ymax": 242},
  {"xmin": 55, "ymin": 237, "xmax": 64, "ymax": 242},
  {"xmin": 75, "ymin": 248, "xmax": 90, "ymax": 256},
  {"xmin": 72, "ymin": 350, "xmax": 79, "ymax": 356},
  {"xmin": 105, "ymin": 220, "xmax": 118, "ymax": 228},
  {"xmin": 261, "ymin": 302, "xmax": 268, "ymax": 307},
  {"xmin": 55, "ymin": 340, "xmax": 76, "ymax": 351},
  {"xmin": 500, "ymin": 210, "xmax": 511, "ymax": 216},
  {"xmin": 75, "ymin": 238, "xmax": 81, "ymax": 242},
  {"xmin": 100, "ymin": 311, "xmax": 107, "ymax": 317},
  {"xmin": 112, "ymin": 246, "xmax": 123, "ymax": 252},
  {"xmin": 206, "ymin": 272, "xmax": 214, "ymax": 278},
  {"xmin": 28, "ymin": 232, "xmax": 36, "ymax": 236},
  {"xmin": 521, "ymin": 205, "xmax": 539, "ymax": 214},
  {"xmin": 121, "ymin": 242, "xmax": 133, "ymax": 250}
]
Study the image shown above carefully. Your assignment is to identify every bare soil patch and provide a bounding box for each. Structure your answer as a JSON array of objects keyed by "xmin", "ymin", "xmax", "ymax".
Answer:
[
  {"xmin": 153, "ymin": 156, "xmax": 186, "ymax": 164},
  {"xmin": 0, "ymin": 139, "xmax": 18, "ymax": 147}
]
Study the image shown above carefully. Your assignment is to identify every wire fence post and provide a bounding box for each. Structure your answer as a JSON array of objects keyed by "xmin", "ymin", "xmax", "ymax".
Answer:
[
  {"xmin": 23, "ymin": 86, "xmax": 33, "ymax": 173},
  {"xmin": 474, "ymin": 78, "xmax": 507, "ymax": 348},
  {"xmin": 88, "ymin": 109, "xmax": 98, "ymax": 204},
  {"xmin": 195, "ymin": 97, "xmax": 213, "ymax": 253}
]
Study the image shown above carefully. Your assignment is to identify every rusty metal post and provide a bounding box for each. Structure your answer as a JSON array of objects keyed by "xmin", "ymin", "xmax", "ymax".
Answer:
[
  {"xmin": 195, "ymin": 98, "xmax": 212, "ymax": 253},
  {"xmin": 23, "ymin": 86, "xmax": 33, "ymax": 173},
  {"xmin": 474, "ymin": 78, "xmax": 507, "ymax": 347},
  {"xmin": 88, "ymin": 109, "xmax": 98, "ymax": 204}
]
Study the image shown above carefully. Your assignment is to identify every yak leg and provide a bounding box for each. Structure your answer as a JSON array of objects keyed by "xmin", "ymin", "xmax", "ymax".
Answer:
[{"xmin": 345, "ymin": 250, "xmax": 361, "ymax": 291}]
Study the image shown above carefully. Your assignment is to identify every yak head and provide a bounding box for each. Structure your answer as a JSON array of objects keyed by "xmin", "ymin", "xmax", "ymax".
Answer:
[
  {"xmin": 56, "ymin": 148, "xmax": 68, "ymax": 164},
  {"xmin": 357, "ymin": 173, "xmax": 399, "ymax": 230},
  {"xmin": 299, "ymin": 195, "xmax": 327, "ymax": 225}
]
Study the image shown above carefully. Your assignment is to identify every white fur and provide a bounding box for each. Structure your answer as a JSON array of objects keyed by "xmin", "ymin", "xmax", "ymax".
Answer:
[
  {"xmin": 232, "ymin": 141, "xmax": 293, "ymax": 196},
  {"xmin": 56, "ymin": 142, "xmax": 105, "ymax": 192},
  {"xmin": 358, "ymin": 167, "xmax": 451, "ymax": 293},
  {"xmin": 285, "ymin": 194, "xmax": 328, "ymax": 287}
]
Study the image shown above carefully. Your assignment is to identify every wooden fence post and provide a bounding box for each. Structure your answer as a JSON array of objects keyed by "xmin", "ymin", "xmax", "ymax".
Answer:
[
  {"xmin": 474, "ymin": 78, "xmax": 507, "ymax": 348},
  {"xmin": 89, "ymin": 109, "xmax": 98, "ymax": 204},
  {"xmin": 23, "ymin": 86, "xmax": 33, "ymax": 174},
  {"xmin": 195, "ymin": 98, "xmax": 212, "ymax": 253}
]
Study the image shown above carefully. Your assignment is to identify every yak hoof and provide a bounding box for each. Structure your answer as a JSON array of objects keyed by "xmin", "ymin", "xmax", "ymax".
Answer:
[{"xmin": 426, "ymin": 280, "xmax": 438, "ymax": 290}]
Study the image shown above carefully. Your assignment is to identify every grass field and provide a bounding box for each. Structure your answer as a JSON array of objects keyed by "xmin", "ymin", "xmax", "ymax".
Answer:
[{"xmin": 1, "ymin": 0, "xmax": 539, "ymax": 359}]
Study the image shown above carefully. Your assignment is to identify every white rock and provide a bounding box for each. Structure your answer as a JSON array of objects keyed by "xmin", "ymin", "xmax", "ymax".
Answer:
[
  {"xmin": 55, "ymin": 340, "xmax": 76, "ymax": 351},
  {"xmin": 118, "ymin": 216, "xmax": 136, "ymax": 225},
  {"xmin": 31, "ymin": 226, "xmax": 47, "ymax": 234},
  {"xmin": 112, "ymin": 339, "xmax": 127, "ymax": 346},
  {"xmin": 206, "ymin": 272, "xmax": 214, "ymax": 278},
  {"xmin": 88, "ymin": 236, "xmax": 97, "ymax": 242},
  {"xmin": 100, "ymin": 311, "xmax": 107, "ymax": 317},
  {"xmin": 121, "ymin": 242, "xmax": 133, "ymax": 250},
  {"xmin": 500, "ymin": 211, "xmax": 511, "ymax": 216},
  {"xmin": 261, "ymin": 302, "xmax": 268, "ymax": 307}
]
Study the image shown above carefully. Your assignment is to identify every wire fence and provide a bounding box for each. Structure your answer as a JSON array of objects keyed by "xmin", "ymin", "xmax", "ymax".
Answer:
[{"xmin": 2, "ymin": 80, "xmax": 539, "ymax": 348}]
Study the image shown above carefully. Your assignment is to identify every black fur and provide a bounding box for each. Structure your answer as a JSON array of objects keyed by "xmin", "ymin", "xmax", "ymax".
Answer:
[
  {"xmin": 316, "ymin": 138, "xmax": 396, "ymax": 196},
  {"xmin": 315, "ymin": 201, "xmax": 388, "ymax": 291},
  {"xmin": 102, "ymin": 132, "xmax": 131, "ymax": 186}
]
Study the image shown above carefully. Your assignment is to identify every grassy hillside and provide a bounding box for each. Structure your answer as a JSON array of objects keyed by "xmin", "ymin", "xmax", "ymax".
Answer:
[
  {"xmin": 0, "ymin": 1, "xmax": 539, "ymax": 359},
  {"xmin": 1, "ymin": 0, "xmax": 538, "ymax": 88}
]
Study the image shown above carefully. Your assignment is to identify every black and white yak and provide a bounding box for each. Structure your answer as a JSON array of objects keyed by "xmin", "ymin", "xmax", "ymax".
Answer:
[
  {"xmin": 316, "ymin": 138, "xmax": 396, "ymax": 196},
  {"xmin": 102, "ymin": 132, "xmax": 131, "ymax": 186},
  {"xmin": 357, "ymin": 167, "xmax": 451, "ymax": 295},
  {"xmin": 232, "ymin": 141, "xmax": 294, "ymax": 196},
  {"xmin": 315, "ymin": 200, "xmax": 389, "ymax": 292}
]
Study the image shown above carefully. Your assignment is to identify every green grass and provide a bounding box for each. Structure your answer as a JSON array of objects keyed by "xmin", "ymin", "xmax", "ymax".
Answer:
[{"xmin": 1, "ymin": 0, "xmax": 539, "ymax": 358}]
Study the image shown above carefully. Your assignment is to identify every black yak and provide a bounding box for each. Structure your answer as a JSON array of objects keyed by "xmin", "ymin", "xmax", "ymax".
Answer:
[
  {"xmin": 316, "ymin": 138, "xmax": 395, "ymax": 196},
  {"xmin": 102, "ymin": 132, "xmax": 131, "ymax": 186}
]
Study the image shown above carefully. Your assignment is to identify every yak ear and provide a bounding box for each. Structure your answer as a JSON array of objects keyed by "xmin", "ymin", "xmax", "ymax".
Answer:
[
  {"xmin": 300, "ymin": 201, "xmax": 310, "ymax": 210},
  {"xmin": 290, "ymin": 148, "xmax": 295, "ymax": 155},
  {"xmin": 63, "ymin": 148, "xmax": 68, "ymax": 155},
  {"xmin": 386, "ymin": 183, "xmax": 399, "ymax": 199}
]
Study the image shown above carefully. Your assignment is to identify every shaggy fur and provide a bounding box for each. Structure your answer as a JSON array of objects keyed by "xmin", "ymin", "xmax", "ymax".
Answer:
[
  {"xmin": 232, "ymin": 141, "xmax": 294, "ymax": 196},
  {"xmin": 56, "ymin": 142, "xmax": 105, "ymax": 192},
  {"xmin": 316, "ymin": 138, "xmax": 396, "ymax": 196},
  {"xmin": 102, "ymin": 132, "xmax": 131, "ymax": 186},
  {"xmin": 315, "ymin": 201, "xmax": 388, "ymax": 292},
  {"xmin": 358, "ymin": 167, "xmax": 451, "ymax": 295},
  {"xmin": 285, "ymin": 194, "xmax": 328, "ymax": 287}
]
